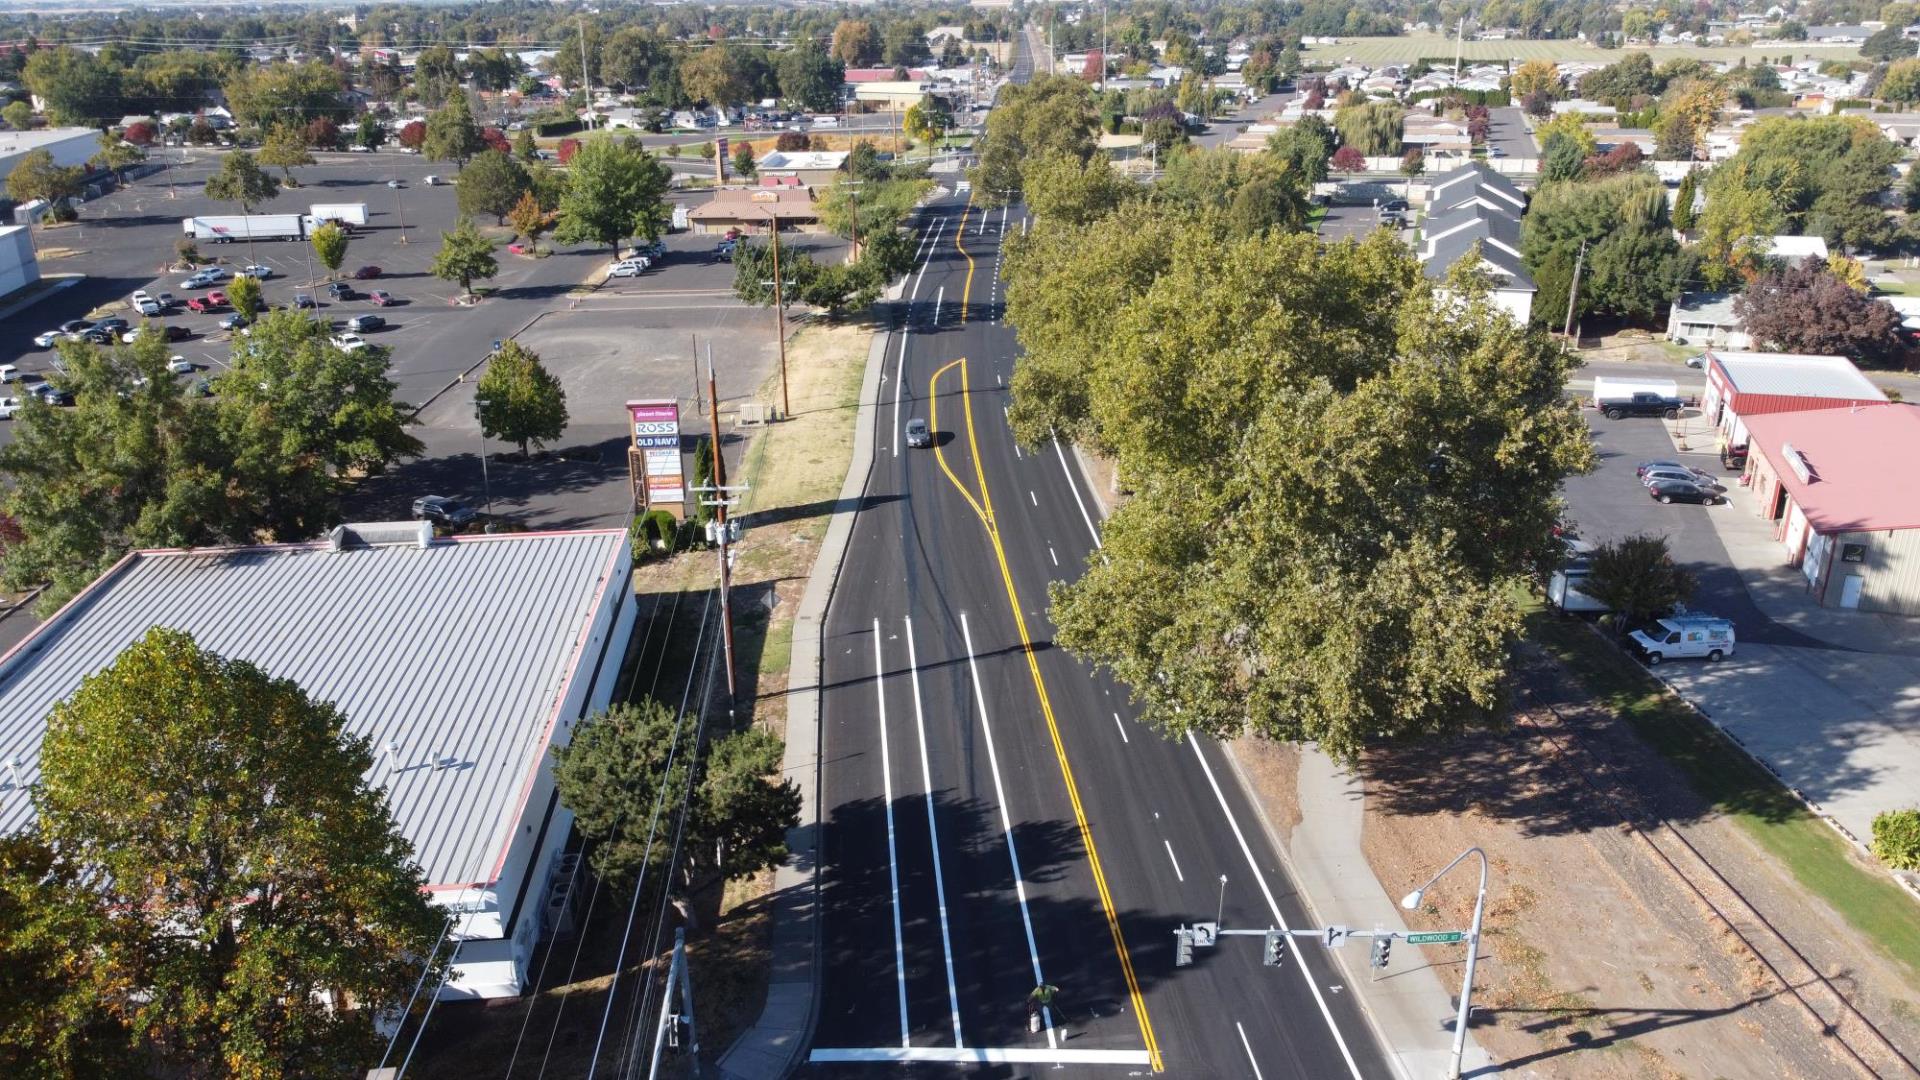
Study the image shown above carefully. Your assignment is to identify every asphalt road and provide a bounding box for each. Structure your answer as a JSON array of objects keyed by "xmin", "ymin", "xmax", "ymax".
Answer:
[
  {"xmin": 803, "ymin": 192, "xmax": 1389, "ymax": 1078},
  {"xmin": 1485, "ymin": 106, "xmax": 1536, "ymax": 161}
]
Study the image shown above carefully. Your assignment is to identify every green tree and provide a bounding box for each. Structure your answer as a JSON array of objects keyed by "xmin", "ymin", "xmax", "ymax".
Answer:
[
  {"xmin": 221, "ymin": 61, "xmax": 347, "ymax": 132},
  {"xmin": 354, "ymin": 115, "xmax": 386, "ymax": 151},
  {"xmin": 309, "ymin": 221, "xmax": 349, "ymax": 279},
  {"xmin": 552, "ymin": 699, "xmax": 801, "ymax": 892},
  {"xmin": 777, "ymin": 41, "xmax": 845, "ymax": 112},
  {"xmin": 1004, "ymin": 215, "xmax": 1593, "ymax": 759},
  {"xmin": 731, "ymin": 140, "xmax": 757, "ymax": 179},
  {"xmin": 227, "ymin": 271, "xmax": 263, "ymax": 318},
  {"xmin": 31, "ymin": 626, "xmax": 445, "ymax": 1076},
  {"xmin": 475, "ymin": 340, "xmax": 568, "ymax": 456},
  {"xmin": 904, "ymin": 97, "xmax": 954, "ymax": 145},
  {"xmin": 1673, "ymin": 169, "xmax": 1699, "ymax": 232},
  {"xmin": 2, "ymin": 100, "xmax": 32, "ymax": 131},
  {"xmin": 1540, "ymin": 131, "xmax": 1588, "ymax": 182},
  {"xmin": 1863, "ymin": 26, "xmax": 1918, "ymax": 60},
  {"xmin": 1022, "ymin": 150, "xmax": 1137, "ymax": 227},
  {"xmin": 424, "ymin": 91, "xmax": 484, "ymax": 168},
  {"xmin": 217, "ymin": 309, "xmax": 423, "ymax": 533},
  {"xmin": 456, "ymin": 148, "xmax": 530, "ymax": 225},
  {"xmin": 203, "ymin": 149, "xmax": 281, "ymax": 215},
  {"xmin": 1265, "ymin": 114, "xmax": 1334, "ymax": 187},
  {"xmin": 1579, "ymin": 534, "xmax": 1696, "ymax": 632},
  {"xmin": 4, "ymin": 148, "xmax": 84, "ymax": 207},
  {"xmin": 21, "ymin": 47, "xmax": 120, "ymax": 127},
  {"xmin": 969, "ymin": 74, "xmax": 1100, "ymax": 205},
  {"xmin": 258, "ymin": 123, "xmax": 316, "ymax": 186},
  {"xmin": 0, "ymin": 336, "xmax": 244, "ymax": 607},
  {"xmin": 88, "ymin": 130, "xmax": 142, "ymax": 184},
  {"xmin": 1523, "ymin": 172, "xmax": 1690, "ymax": 325},
  {"xmin": 512, "ymin": 125, "xmax": 538, "ymax": 161},
  {"xmin": 430, "ymin": 216, "xmax": 499, "ymax": 298},
  {"xmin": 830, "ymin": 19, "xmax": 880, "ymax": 66},
  {"xmin": 679, "ymin": 44, "xmax": 755, "ymax": 108},
  {"xmin": 1332, "ymin": 100, "xmax": 1404, "ymax": 156},
  {"xmin": 554, "ymin": 135, "xmax": 673, "ymax": 257}
]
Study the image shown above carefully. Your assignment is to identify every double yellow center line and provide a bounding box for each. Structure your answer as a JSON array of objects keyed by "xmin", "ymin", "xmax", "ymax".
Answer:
[{"xmin": 928, "ymin": 346, "xmax": 1162, "ymax": 1067}]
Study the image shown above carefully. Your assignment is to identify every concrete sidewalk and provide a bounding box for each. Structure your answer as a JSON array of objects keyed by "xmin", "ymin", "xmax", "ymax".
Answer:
[{"xmin": 1226, "ymin": 745, "xmax": 1497, "ymax": 1080}]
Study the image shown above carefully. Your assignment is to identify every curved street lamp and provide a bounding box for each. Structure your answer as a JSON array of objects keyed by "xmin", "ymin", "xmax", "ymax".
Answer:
[{"xmin": 1401, "ymin": 845, "xmax": 1489, "ymax": 1080}]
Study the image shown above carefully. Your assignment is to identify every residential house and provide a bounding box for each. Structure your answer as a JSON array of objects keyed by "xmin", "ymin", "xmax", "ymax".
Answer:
[
  {"xmin": 1418, "ymin": 162, "xmax": 1536, "ymax": 324},
  {"xmin": 1667, "ymin": 292, "xmax": 1751, "ymax": 349}
]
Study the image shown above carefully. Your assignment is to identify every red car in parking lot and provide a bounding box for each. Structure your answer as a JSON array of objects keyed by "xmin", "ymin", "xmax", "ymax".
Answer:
[
  {"xmin": 353, "ymin": 266, "xmax": 383, "ymax": 280},
  {"xmin": 368, "ymin": 290, "xmax": 394, "ymax": 306},
  {"xmin": 186, "ymin": 293, "xmax": 226, "ymax": 313}
]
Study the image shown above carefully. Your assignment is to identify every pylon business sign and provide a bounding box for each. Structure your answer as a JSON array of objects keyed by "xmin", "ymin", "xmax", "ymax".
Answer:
[
  {"xmin": 715, "ymin": 136, "xmax": 729, "ymax": 183},
  {"xmin": 628, "ymin": 399, "xmax": 685, "ymax": 509}
]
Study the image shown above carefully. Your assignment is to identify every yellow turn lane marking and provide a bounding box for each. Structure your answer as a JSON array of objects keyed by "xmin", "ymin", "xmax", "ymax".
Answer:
[{"xmin": 928, "ymin": 356, "xmax": 1164, "ymax": 1072}]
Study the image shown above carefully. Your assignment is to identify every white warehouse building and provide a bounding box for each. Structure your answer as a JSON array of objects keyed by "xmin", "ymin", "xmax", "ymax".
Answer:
[
  {"xmin": 0, "ymin": 126, "xmax": 101, "ymax": 185},
  {"xmin": 0, "ymin": 522, "xmax": 638, "ymax": 999}
]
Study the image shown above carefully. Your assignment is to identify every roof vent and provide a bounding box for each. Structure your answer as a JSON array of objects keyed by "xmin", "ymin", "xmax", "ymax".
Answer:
[{"xmin": 327, "ymin": 521, "xmax": 435, "ymax": 550}]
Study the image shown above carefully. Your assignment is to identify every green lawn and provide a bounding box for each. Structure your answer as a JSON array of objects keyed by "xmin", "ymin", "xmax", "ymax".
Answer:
[
  {"xmin": 1308, "ymin": 34, "xmax": 1860, "ymax": 67},
  {"xmin": 1525, "ymin": 606, "xmax": 1920, "ymax": 984}
]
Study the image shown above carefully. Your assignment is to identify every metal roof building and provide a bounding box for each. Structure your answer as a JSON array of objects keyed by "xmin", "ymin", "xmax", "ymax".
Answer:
[
  {"xmin": 0, "ymin": 523, "xmax": 637, "ymax": 998},
  {"xmin": 1741, "ymin": 405, "xmax": 1920, "ymax": 615},
  {"xmin": 1700, "ymin": 350, "xmax": 1886, "ymax": 450}
]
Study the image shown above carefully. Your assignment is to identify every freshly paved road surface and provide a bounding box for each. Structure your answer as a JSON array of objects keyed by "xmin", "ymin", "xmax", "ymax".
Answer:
[{"xmin": 801, "ymin": 191, "xmax": 1391, "ymax": 1077}]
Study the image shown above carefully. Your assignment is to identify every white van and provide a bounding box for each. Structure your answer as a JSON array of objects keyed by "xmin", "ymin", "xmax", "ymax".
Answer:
[
  {"xmin": 1629, "ymin": 614, "xmax": 1735, "ymax": 665},
  {"xmin": 811, "ymin": 114, "xmax": 840, "ymax": 128}
]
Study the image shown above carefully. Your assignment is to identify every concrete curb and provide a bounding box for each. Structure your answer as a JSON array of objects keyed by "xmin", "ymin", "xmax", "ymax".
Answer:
[
  {"xmin": 405, "ymin": 309, "xmax": 558, "ymax": 419},
  {"xmin": 716, "ymin": 321, "xmax": 893, "ymax": 1080}
]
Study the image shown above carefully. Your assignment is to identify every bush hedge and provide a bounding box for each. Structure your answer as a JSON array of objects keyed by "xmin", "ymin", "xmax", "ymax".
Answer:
[{"xmin": 1871, "ymin": 808, "xmax": 1920, "ymax": 870}]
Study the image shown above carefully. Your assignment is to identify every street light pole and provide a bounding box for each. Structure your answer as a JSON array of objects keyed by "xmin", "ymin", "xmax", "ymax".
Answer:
[
  {"xmin": 1401, "ymin": 846, "xmax": 1489, "ymax": 1080},
  {"xmin": 395, "ymin": 183, "xmax": 409, "ymax": 244},
  {"xmin": 474, "ymin": 392, "xmax": 495, "ymax": 517}
]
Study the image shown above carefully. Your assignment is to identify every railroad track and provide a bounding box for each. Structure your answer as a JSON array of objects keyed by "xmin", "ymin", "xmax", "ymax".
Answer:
[{"xmin": 1513, "ymin": 684, "xmax": 1920, "ymax": 1079}]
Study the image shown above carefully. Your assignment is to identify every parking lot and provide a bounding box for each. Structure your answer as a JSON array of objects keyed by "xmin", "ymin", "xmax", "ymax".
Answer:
[
  {"xmin": 1559, "ymin": 389, "xmax": 1920, "ymax": 845},
  {"xmin": 0, "ymin": 147, "xmax": 853, "ymax": 536}
]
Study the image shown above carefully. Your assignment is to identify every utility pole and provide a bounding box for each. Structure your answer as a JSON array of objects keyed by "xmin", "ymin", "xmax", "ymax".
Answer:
[
  {"xmin": 1454, "ymin": 15, "xmax": 1465, "ymax": 84},
  {"xmin": 578, "ymin": 14, "xmax": 594, "ymax": 130},
  {"xmin": 768, "ymin": 212, "xmax": 790, "ymax": 418},
  {"xmin": 645, "ymin": 928, "xmax": 700, "ymax": 1080},
  {"xmin": 1562, "ymin": 238, "xmax": 1587, "ymax": 339},
  {"xmin": 704, "ymin": 347, "xmax": 740, "ymax": 701}
]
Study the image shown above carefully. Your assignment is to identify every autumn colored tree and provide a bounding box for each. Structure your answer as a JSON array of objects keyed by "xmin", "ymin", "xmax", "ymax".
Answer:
[
  {"xmin": 1735, "ymin": 257, "xmax": 1906, "ymax": 366},
  {"xmin": 1330, "ymin": 145, "xmax": 1366, "ymax": 171},
  {"xmin": 397, "ymin": 119, "xmax": 427, "ymax": 150}
]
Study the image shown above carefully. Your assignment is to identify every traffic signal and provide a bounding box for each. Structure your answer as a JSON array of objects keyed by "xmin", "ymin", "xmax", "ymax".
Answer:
[
  {"xmin": 1263, "ymin": 929, "xmax": 1285, "ymax": 967},
  {"xmin": 1174, "ymin": 927, "xmax": 1194, "ymax": 967},
  {"xmin": 1370, "ymin": 936, "xmax": 1392, "ymax": 969}
]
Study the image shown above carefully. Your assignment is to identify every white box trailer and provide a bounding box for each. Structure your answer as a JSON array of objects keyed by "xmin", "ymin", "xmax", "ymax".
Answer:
[
  {"xmin": 1547, "ymin": 566, "xmax": 1610, "ymax": 615},
  {"xmin": 182, "ymin": 215, "xmax": 306, "ymax": 243},
  {"xmin": 307, "ymin": 202, "xmax": 369, "ymax": 226},
  {"xmin": 1591, "ymin": 376, "xmax": 1680, "ymax": 408}
]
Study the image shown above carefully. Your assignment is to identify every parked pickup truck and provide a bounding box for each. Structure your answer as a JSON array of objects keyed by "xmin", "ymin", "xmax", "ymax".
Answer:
[{"xmin": 1598, "ymin": 391, "xmax": 1685, "ymax": 420}]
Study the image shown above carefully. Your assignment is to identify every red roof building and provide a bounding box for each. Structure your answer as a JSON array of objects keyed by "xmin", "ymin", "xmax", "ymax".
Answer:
[{"xmin": 1741, "ymin": 404, "xmax": 1920, "ymax": 614}]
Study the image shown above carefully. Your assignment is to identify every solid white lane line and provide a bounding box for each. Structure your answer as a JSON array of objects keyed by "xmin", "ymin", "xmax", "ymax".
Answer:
[
  {"xmin": 960, "ymin": 612, "xmax": 1058, "ymax": 1049},
  {"xmin": 1112, "ymin": 712, "xmax": 1129, "ymax": 744},
  {"xmin": 1052, "ymin": 436, "xmax": 1104, "ymax": 550},
  {"xmin": 934, "ymin": 285, "xmax": 943, "ymax": 325},
  {"xmin": 1163, "ymin": 839, "xmax": 1185, "ymax": 882},
  {"xmin": 903, "ymin": 616, "xmax": 965, "ymax": 1049},
  {"xmin": 1047, "ymin": 546, "xmax": 1058, "ymax": 566},
  {"xmin": 873, "ymin": 620, "xmax": 910, "ymax": 1048},
  {"xmin": 1237, "ymin": 1021, "xmax": 1266, "ymax": 1080},
  {"xmin": 1186, "ymin": 734, "xmax": 1364, "ymax": 1079},
  {"xmin": 1028, "ymin": 491, "xmax": 1037, "ymax": 507},
  {"xmin": 890, "ymin": 218, "xmax": 945, "ymax": 459}
]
